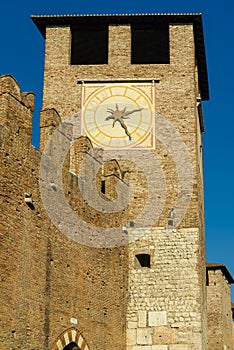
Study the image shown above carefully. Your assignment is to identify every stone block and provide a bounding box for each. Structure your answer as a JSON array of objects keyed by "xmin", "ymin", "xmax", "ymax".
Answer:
[
  {"xmin": 153, "ymin": 326, "xmax": 176, "ymax": 344},
  {"xmin": 70, "ymin": 317, "xmax": 77, "ymax": 325},
  {"xmin": 128, "ymin": 321, "xmax": 137, "ymax": 329},
  {"xmin": 138, "ymin": 310, "xmax": 147, "ymax": 327},
  {"xmin": 137, "ymin": 328, "xmax": 152, "ymax": 345},
  {"xmin": 169, "ymin": 345, "xmax": 189, "ymax": 350},
  {"xmin": 127, "ymin": 328, "xmax": 137, "ymax": 345},
  {"xmin": 152, "ymin": 346, "xmax": 168, "ymax": 350},
  {"xmin": 148, "ymin": 311, "xmax": 167, "ymax": 326}
]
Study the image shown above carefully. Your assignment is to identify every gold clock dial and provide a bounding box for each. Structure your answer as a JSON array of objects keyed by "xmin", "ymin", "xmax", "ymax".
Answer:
[{"xmin": 82, "ymin": 85, "xmax": 153, "ymax": 149}]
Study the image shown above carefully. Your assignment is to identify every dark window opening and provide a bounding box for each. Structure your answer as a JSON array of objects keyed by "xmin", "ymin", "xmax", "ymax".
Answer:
[
  {"xmin": 131, "ymin": 23, "xmax": 169, "ymax": 64},
  {"xmin": 101, "ymin": 180, "xmax": 106, "ymax": 194},
  {"xmin": 206, "ymin": 269, "xmax": 209, "ymax": 286},
  {"xmin": 71, "ymin": 25, "xmax": 108, "ymax": 65},
  {"xmin": 168, "ymin": 219, "xmax": 174, "ymax": 227},
  {"xmin": 63, "ymin": 342, "xmax": 80, "ymax": 350},
  {"xmin": 135, "ymin": 254, "xmax": 151, "ymax": 268}
]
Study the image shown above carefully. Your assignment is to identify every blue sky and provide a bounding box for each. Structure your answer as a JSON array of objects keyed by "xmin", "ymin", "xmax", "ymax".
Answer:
[{"xmin": 1, "ymin": 1, "xmax": 233, "ymax": 295}]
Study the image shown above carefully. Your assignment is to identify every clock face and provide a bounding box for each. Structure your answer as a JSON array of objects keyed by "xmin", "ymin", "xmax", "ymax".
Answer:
[{"xmin": 82, "ymin": 85, "xmax": 153, "ymax": 149}]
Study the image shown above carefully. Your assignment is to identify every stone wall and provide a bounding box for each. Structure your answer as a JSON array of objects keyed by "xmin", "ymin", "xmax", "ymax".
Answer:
[{"xmin": 126, "ymin": 227, "xmax": 206, "ymax": 350}]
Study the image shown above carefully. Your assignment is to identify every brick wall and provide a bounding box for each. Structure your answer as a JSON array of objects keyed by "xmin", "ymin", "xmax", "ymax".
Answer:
[
  {"xmin": 0, "ymin": 75, "xmax": 129, "ymax": 350},
  {"xmin": 207, "ymin": 266, "xmax": 233, "ymax": 350},
  {"xmin": 39, "ymin": 21, "xmax": 207, "ymax": 349},
  {"xmin": 41, "ymin": 23, "xmax": 202, "ymax": 228}
]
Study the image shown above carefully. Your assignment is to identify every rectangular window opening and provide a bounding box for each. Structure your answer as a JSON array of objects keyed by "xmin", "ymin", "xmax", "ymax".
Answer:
[
  {"xmin": 131, "ymin": 23, "xmax": 170, "ymax": 64},
  {"xmin": 71, "ymin": 25, "xmax": 108, "ymax": 65},
  {"xmin": 101, "ymin": 180, "xmax": 106, "ymax": 194},
  {"xmin": 135, "ymin": 254, "xmax": 151, "ymax": 268},
  {"xmin": 206, "ymin": 269, "xmax": 209, "ymax": 286}
]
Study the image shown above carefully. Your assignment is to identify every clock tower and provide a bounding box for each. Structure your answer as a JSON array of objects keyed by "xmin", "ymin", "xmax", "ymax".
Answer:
[{"xmin": 32, "ymin": 13, "xmax": 209, "ymax": 350}]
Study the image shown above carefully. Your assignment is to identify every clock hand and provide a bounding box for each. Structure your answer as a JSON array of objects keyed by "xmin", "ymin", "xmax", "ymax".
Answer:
[
  {"xmin": 111, "ymin": 118, "xmax": 131, "ymax": 140},
  {"xmin": 121, "ymin": 107, "xmax": 143, "ymax": 117},
  {"xmin": 119, "ymin": 119, "xmax": 132, "ymax": 140},
  {"xmin": 105, "ymin": 115, "xmax": 115, "ymax": 121}
]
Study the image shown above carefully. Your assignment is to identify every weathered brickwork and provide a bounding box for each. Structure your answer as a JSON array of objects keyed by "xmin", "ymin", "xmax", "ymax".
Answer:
[
  {"xmin": 206, "ymin": 265, "xmax": 234, "ymax": 350},
  {"xmin": 41, "ymin": 22, "xmax": 202, "ymax": 228},
  {"xmin": 0, "ymin": 13, "xmax": 233, "ymax": 350},
  {"xmin": 0, "ymin": 75, "xmax": 129, "ymax": 350},
  {"xmin": 38, "ymin": 17, "xmax": 208, "ymax": 350}
]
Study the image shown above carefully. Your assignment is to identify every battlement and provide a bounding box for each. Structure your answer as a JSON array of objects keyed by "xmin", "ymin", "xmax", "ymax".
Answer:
[
  {"xmin": 0, "ymin": 75, "xmax": 35, "ymax": 148},
  {"xmin": 0, "ymin": 74, "xmax": 35, "ymax": 111}
]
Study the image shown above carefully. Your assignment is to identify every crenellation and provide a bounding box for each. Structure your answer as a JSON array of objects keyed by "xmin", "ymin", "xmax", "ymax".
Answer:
[
  {"xmin": 40, "ymin": 108, "xmax": 62, "ymax": 151},
  {"xmin": 108, "ymin": 24, "xmax": 131, "ymax": 65},
  {"xmin": 0, "ymin": 85, "xmax": 33, "ymax": 149},
  {"xmin": 0, "ymin": 74, "xmax": 22, "ymax": 100}
]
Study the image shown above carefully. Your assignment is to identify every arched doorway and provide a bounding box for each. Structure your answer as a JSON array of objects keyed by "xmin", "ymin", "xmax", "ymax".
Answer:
[
  {"xmin": 51, "ymin": 327, "xmax": 90, "ymax": 350},
  {"xmin": 63, "ymin": 342, "xmax": 80, "ymax": 350}
]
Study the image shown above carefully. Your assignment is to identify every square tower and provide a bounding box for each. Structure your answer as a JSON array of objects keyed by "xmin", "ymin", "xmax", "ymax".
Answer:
[{"xmin": 32, "ymin": 13, "xmax": 209, "ymax": 350}]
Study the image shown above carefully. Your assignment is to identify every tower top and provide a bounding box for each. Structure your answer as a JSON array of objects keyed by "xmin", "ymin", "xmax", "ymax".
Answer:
[{"xmin": 31, "ymin": 12, "xmax": 209, "ymax": 100}]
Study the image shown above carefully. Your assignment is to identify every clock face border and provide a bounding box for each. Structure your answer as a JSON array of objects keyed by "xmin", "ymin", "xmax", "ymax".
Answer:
[{"xmin": 81, "ymin": 83, "xmax": 155, "ymax": 149}]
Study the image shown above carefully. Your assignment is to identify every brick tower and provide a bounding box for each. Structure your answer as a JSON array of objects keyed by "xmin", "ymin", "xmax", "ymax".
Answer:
[
  {"xmin": 0, "ymin": 13, "xmax": 211, "ymax": 350},
  {"xmin": 32, "ymin": 13, "xmax": 209, "ymax": 350}
]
